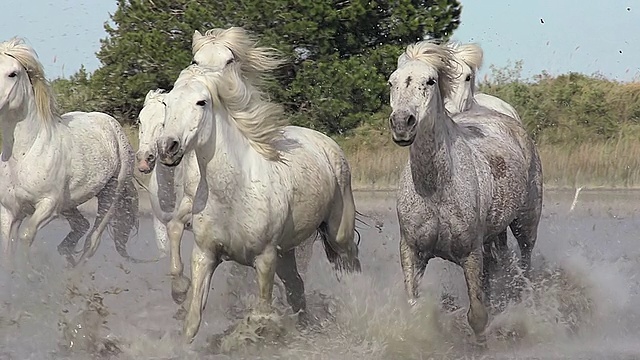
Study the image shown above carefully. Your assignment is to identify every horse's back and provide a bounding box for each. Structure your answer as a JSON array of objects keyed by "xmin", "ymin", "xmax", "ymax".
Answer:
[
  {"xmin": 285, "ymin": 126, "xmax": 351, "ymax": 186},
  {"xmin": 474, "ymin": 93, "xmax": 522, "ymax": 122},
  {"xmin": 455, "ymin": 108, "xmax": 541, "ymax": 234},
  {"xmin": 62, "ymin": 111, "xmax": 134, "ymax": 205},
  {"xmin": 278, "ymin": 126, "xmax": 354, "ymax": 239}
]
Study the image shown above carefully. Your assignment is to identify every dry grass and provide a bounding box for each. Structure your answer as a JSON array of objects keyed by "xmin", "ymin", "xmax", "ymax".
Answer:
[
  {"xmin": 333, "ymin": 129, "xmax": 640, "ymax": 191},
  {"xmin": 2, "ymin": 124, "xmax": 637, "ymax": 191}
]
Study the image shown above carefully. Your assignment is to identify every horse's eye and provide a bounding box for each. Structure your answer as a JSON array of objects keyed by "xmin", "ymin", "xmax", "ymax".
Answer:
[
  {"xmin": 8, "ymin": 71, "xmax": 17, "ymax": 78},
  {"xmin": 226, "ymin": 58, "xmax": 234, "ymax": 65},
  {"xmin": 426, "ymin": 78, "xmax": 436, "ymax": 86},
  {"xmin": 191, "ymin": 60, "xmax": 198, "ymax": 65},
  {"xmin": 465, "ymin": 75, "xmax": 472, "ymax": 81},
  {"xmin": 196, "ymin": 100, "xmax": 206, "ymax": 106}
]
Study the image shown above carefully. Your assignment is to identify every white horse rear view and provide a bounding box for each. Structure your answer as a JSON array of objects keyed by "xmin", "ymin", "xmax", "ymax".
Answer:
[{"xmin": 0, "ymin": 37, "xmax": 145, "ymax": 267}]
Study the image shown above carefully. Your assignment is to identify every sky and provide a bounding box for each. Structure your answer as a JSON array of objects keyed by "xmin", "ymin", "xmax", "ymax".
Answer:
[{"xmin": 1, "ymin": 0, "xmax": 639, "ymax": 82}]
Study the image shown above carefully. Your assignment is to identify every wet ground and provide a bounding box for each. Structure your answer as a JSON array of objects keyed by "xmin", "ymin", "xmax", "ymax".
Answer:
[{"xmin": 1, "ymin": 189, "xmax": 640, "ymax": 359}]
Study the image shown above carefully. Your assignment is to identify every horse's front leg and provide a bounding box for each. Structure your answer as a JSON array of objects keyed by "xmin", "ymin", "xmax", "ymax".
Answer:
[
  {"xmin": 399, "ymin": 235, "xmax": 428, "ymax": 306},
  {"xmin": 152, "ymin": 215, "xmax": 169, "ymax": 258},
  {"xmin": 462, "ymin": 247, "xmax": 489, "ymax": 348},
  {"xmin": 254, "ymin": 244, "xmax": 278, "ymax": 314},
  {"xmin": 19, "ymin": 198, "xmax": 57, "ymax": 249},
  {"xmin": 168, "ymin": 198, "xmax": 193, "ymax": 305},
  {"xmin": 183, "ymin": 242, "xmax": 220, "ymax": 343},
  {"xmin": 1, "ymin": 205, "xmax": 21, "ymax": 268}
]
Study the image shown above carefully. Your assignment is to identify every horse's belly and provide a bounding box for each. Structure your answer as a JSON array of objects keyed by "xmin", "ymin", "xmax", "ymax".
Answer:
[{"xmin": 66, "ymin": 165, "xmax": 116, "ymax": 207}]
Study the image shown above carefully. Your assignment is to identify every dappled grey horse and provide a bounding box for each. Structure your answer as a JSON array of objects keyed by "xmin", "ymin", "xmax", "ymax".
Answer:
[{"xmin": 388, "ymin": 40, "xmax": 543, "ymax": 347}]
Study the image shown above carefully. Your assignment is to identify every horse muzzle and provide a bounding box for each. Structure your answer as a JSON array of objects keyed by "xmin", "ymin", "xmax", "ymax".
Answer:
[
  {"xmin": 157, "ymin": 137, "xmax": 184, "ymax": 167},
  {"xmin": 136, "ymin": 151, "xmax": 156, "ymax": 174},
  {"xmin": 389, "ymin": 110, "xmax": 417, "ymax": 146}
]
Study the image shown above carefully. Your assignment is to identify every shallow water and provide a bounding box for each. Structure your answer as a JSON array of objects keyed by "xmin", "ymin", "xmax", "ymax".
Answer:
[{"xmin": 1, "ymin": 189, "xmax": 640, "ymax": 359}]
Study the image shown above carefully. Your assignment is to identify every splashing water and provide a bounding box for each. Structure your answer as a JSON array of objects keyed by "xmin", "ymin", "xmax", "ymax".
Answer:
[{"xmin": 1, "ymin": 190, "xmax": 640, "ymax": 359}]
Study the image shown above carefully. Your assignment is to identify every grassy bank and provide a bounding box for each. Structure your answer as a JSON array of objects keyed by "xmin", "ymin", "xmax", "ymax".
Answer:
[{"xmin": 122, "ymin": 124, "xmax": 640, "ymax": 191}]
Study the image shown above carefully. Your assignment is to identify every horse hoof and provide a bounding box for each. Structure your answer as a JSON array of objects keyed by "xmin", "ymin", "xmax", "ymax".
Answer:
[
  {"xmin": 472, "ymin": 334, "xmax": 488, "ymax": 352},
  {"xmin": 172, "ymin": 276, "xmax": 191, "ymax": 304}
]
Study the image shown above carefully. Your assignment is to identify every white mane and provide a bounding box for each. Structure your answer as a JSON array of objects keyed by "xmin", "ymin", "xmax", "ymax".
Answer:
[
  {"xmin": 178, "ymin": 64, "xmax": 287, "ymax": 161},
  {"xmin": 192, "ymin": 27, "xmax": 286, "ymax": 80},
  {"xmin": 447, "ymin": 41, "xmax": 484, "ymax": 72},
  {"xmin": 144, "ymin": 88, "xmax": 167, "ymax": 105},
  {"xmin": 399, "ymin": 40, "xmax": 455, "ymax": 99},
  {"xmin": 0, "ymin": 37, "xmax": 60, "ymax": 123}
]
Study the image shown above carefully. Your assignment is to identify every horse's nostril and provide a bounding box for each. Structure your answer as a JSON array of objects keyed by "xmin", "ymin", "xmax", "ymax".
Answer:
[
  {"xmin": 147, "ymin": 153, "xmax": 155, "ymax": 162},
  {"xmin": 168, "ymin": 140, "xmax": 180, "ymax": 155},
  {"xmin": 407, "ymin": 115, "xmax": 417, "ymax": 128}
]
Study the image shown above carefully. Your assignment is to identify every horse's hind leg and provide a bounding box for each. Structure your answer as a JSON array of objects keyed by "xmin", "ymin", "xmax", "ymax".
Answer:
[
  {"xmin": 276, "ymin": 248, "xmax": 308, "ymax": 325},
  {"xmin": 295, "ymin": 235, "xmax": 315, "ymax": 281},
  {"xmin": 320, "ymin": 186, "xmax": 361, "ymax": 273},
  {"xmin": 80, "ymin": 180, "xmax": 115, "ymax": 260},
  {"xmin": 509, "ymin": 215, "xmax": 539, "ymax": 276},
  {"xmin": 109, "ymin": 179, "xmax": 144, "ymax": 262},
  {"xmin": 57, "ymin": 208, "xmax": 90, "ymax": 265}
]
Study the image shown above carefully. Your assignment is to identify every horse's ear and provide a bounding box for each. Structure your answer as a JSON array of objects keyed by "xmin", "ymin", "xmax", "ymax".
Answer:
[
  {"xmin": 193, "ymin": 30, "xmax": 203, "ymax": 43},
  {"xmin": 397, "ymin": 53, "xmax": 409, "ymax": 67}
]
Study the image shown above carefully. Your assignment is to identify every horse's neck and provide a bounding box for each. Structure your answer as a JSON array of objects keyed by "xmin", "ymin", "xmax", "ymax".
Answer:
[
  {"xmin": 154, "ymin": 164, "xmax": 178, "ymax": 213},
  {"xmin": 198, "ymin": 114, "xmax": 271, "ymax": 198},
  {"xmin": 1, "ymin": 107, "xmax": 57, "ymax": 163},
  {"xmin": 410, "ymin": 106, "xmax": 457, "ymax": 195}
]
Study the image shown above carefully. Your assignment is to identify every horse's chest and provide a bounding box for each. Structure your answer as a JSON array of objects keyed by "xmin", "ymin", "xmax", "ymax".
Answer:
[{"xmin": 0, "ymin": 164, "xmax": 58, "ymax": 214}]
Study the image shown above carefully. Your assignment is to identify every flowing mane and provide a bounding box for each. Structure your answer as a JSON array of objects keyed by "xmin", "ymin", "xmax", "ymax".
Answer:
[
  {"xmin": 399, "ymin": 40, "xmax": 455, "ymax": 99},
  {"xmin": 0, "ymin": 37, "xmax": 60, "ymax": 123},
  {"xmin": 179, "ymin": 64, "xmax": 287, "ymax": 161},
  {"xmin": 447, "ymin": 41, "xmax": 484, "ymax": 72},
  {"xmin": 192, "ymin": 27, "xmax": 286, "ymax": 80},
  {"xmin": 143, "ymin": 88, "xmax": 167, "ymax": 105}
]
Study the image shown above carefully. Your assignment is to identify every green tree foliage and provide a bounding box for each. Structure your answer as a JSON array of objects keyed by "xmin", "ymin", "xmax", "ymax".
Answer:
[
  {"xmin": 479, "ymin": 63, "xmax": 640, "ymax": 144},
  {"xmin": 55, "ymin": 0, "xmax": 462, "ymax": 132}
]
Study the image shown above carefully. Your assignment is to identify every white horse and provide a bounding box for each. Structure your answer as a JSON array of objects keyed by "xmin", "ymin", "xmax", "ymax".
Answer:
[
  {"xmin": 191, "ymin": 26, "xmax": 318, "ymax": 293},
  {"xmin": 155, "ymin": 59, "xmax": 361, "ymax": 342},
  {"xmin": 136, "ymin": 89, "xmax": 191, "ymax": 256},
  {"xmin": 442, "ymin": 42, "xmax": 522, "ymax": 122},
  {"xmin": 136, "ymin": 88, "xmax": 316, "ymax": 309},
  {"xmin": 0, "ymin": 37, "xmax": 144, "ymax": 267}
]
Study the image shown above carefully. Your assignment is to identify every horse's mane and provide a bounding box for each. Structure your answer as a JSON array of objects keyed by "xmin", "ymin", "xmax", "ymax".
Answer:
[
  {"xmin": 192, "ymin": 27, "xmax": 286, "ymax": 81},
  {"xmin": 0, "ymin": 37, "xmax": 60, "ymax": 123},
  {"xmin": 178, "ymin": 65, "xmax": 287, "ymax": 162},
  {"xmin": 144, "ymin": 88, "xmax": 166, "ymax": 105},
  {"xmin": 447, "ymin": 42, "xmax": 484, "ymax": 72},
  {"xmin": 399, "ymin": 40, "xmax": 455, "ymax": 99}
]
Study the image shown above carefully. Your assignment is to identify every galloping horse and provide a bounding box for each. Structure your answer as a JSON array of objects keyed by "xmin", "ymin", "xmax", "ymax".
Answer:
[
  {"xmin": 388, "ymin": 40, "xmax": 542, "ymax": 346},
  {"xmin": 154, "ymin": 28, "xmax": 361, "ymax": 342},
  {"xmin": 0, "ymin": 38, "xmax": 142, "ymax": 267}
]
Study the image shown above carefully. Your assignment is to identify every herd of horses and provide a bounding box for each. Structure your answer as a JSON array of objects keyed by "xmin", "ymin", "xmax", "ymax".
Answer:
[{"xmin": 0, "ymin": 27, "xmax": 542, "ymax": 348}]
